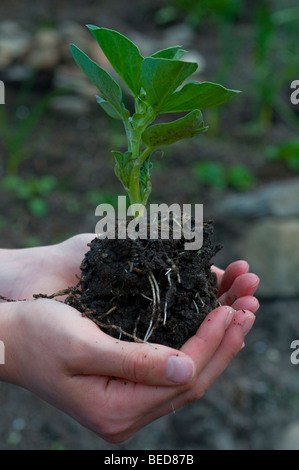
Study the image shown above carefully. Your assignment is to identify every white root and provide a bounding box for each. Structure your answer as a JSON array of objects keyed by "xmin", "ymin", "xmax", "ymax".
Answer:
[
  {"xmin": 144, "ymin": 319, "xmax": 154, "ymax": 342},
  {"xmin": 193, "ymin": 299, "xmax": 199, "ymax": 314},
  {"xmin": 163, "ymin": 299, "xmax": 168, "ymax": 326},
  {"xmin": 165, "ymin": 264, "xmax": 181, "ymax": 285},
  {"xmin": 144, "ymin": 271, "xmax": 160, "ymax": 342},
  {"xmin": 195, "ymin": 292, "xmax": 205, "ymax": 308},
  {"xmin": 141, "ymin": 293, "xmax": 153, "ymax": 302},
  {"xmin": 150, "ymin": 271, "xmax": 160, "ymax": 306}
]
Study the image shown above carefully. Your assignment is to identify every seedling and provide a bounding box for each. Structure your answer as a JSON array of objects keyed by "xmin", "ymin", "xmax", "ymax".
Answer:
[
  {"xmin": 71, "ymin": 26, "xmax": 239, "ymax": 209},
  {"xmin": 65, "ymin": 26, "xmax": 241, "ymax": 349}
]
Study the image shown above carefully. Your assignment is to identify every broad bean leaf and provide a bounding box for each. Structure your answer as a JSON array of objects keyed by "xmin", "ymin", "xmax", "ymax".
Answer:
[
  {"xmin": 96, "ymin": 95, "xmax": 125, "ymax": 120},
  {"xmin": 70, "ymin": 44, "xmax": 127, "ymax": 118},
  {"xmin": 87, "ymin": 25, "xmax": 144, "ymax": 97},
  {"xmin": 141, "ymin": 110, "xmax": 207, "ymax": 147},
  {"xmin": 151, "ymin": 45, "xmax": 187, "ymax": 60},
  {"xmin": 112, "ymin": 150, "xmax": 132, "ymax": 169},
  {"xmin": 140, "ymin": 58, "xmax": 198, "ymax": 113},
  {"xmin": 112, "ymin": 150, "xmax": 132, "ymax": 187},
  {"xmin": 160, "ymin": 81, "xmax": 241, "ymax": 113}
]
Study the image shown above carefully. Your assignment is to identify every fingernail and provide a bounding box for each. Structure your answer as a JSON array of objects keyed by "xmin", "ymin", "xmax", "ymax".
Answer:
[
  {"xmin": 166, "ymin": 356, "xmax": 194, "ymax": 384},
  {"xmin": 242, "ymin": 315, "xmax": 255, "ymax": 336},
  {"xmin": 225, "ymin": 309, "xmax": 236, "ymax": 329}
]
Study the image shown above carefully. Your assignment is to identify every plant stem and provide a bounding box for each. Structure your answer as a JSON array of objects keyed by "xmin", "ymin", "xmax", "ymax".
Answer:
[{"xmin": 123, "ymin": 109, "xmax": 155, "ymax": 207}]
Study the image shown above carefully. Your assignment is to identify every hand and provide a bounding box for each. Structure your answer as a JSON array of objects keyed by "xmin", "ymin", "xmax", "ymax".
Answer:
[
  {"xmin": 0, "ymin": 235, "xmax": 259, "ymax": 443},
  {"xmin": 212, "ymin": 260, "xmax": 260, "ymax": 314},
  {"xmin": 0, "ymin": 234, "xmax": 94, "ymax": 300}
]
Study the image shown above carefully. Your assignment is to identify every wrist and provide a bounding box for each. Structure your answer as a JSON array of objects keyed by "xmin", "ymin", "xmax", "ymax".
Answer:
[{"xmin": 0, "ymin": 302, "xmax": 19, "ymax": 385}]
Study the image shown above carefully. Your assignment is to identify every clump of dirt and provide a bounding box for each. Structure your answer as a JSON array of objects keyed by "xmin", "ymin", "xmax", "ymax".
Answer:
[{"xmin": 65, "ymin": 220, "xmax": 221, "ymax": 349}]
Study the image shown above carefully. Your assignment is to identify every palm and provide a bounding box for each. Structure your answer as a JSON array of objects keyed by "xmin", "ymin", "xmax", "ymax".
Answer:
[
  {"xmin": 1, "ymin": 234, "xmax": 93, "ymax": 300},
  {"xmin": 2, "ymin": 234, "xmax": 259, "ymax": 315},
  {"xmin": 0, "ymin": 234, "xmax": 259, "ymax": 443}
]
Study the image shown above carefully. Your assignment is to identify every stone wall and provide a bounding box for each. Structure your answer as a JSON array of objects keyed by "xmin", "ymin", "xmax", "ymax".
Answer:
[{"xmin": 217, "ymin": 178, "xmax": 299, "ymax": 299}]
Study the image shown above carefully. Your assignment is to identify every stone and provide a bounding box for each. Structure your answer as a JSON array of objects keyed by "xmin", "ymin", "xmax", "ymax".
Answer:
[
  {"xmin": 27, "ymin": 28, "xmax": 61, "ymax": 70},
  {"xmin": 0, "ymin": 21, "xmax": 32, "ymax": 69},
  {"xmin": 242, "ymin": 217, "xmax": 299, "ymax": 298},
  {"xmin": 53, "ymin": 65, "xmax": 96, "ymax": 99},
  {"xmin": 276, "ymin": 422, "xmax": 299, "ymax": 450},
  {"xmin": 0, "ymin": 65, "xmax": 32, "ymax": 83},
  {"xmin": 181, "ymin": 50, "xmax": 206, "ymax": 74},
  {"xmin": 162, "ymin": 23, "xmax": 197, "ymax": 48},
  {"xmin": 50, "ymin": 94, "xmax": 90, "ymax": 115},
  {"xmin": 128, "ymin": 31, "xmax": 160, "ymax": 58},
  {"xmin": 217, "ymin": 178, "xmax": 299, "ymax": 219},
  {"xmin": 58, "ymin": 21, "xmax": 92, "ymax": 62}
]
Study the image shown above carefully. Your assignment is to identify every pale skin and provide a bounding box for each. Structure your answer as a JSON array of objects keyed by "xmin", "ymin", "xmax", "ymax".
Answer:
[{"xmin": 0, "ymin": 234, "xmax": 259, "ymax": 443}]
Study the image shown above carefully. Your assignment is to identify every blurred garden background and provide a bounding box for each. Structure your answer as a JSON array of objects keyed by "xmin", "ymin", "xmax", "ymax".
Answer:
[{"xmin": 1, "ymin": 0, "xmax": 299, "ymax": 450}]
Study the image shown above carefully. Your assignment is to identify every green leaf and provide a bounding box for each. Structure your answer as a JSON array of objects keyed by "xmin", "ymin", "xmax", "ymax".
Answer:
[
  {"xmin": 140, "ymin": 58, "xmax": 198, "ymax": 112},
  {"xmin": 96, "ymin": 95, "xmax": 124, "ymax": 120},
  {"xmin": 87, "ymin": 25, "xmax": 143, "ymax": 97},
  {"xmin": 112, "ymin": 150, "xmax": 132, "ymax": 169},
  {"xmin": 160, "ymin": 81, "xmax": 241, "ymax": 113},
  {"xmin": 112, "ymin": 150, "xmax": 132, "ymax": 187},
  {"xmin": 70, "ymin": 44, "xmax": 127, "ymax": 118},
  {"xmin": 141, "ymin": 110, "xmax": 207, "ymax": 147},
  {"xmin": 151, "ymin": 45, "xmax": 187, "ymax": 60}
]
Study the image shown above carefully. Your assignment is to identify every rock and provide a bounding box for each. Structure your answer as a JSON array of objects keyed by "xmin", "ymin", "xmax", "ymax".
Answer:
[
  {"xmin": 27, "ymin": 28, "xmax": 61, "ymax": 70},
  {"xmin": 128, "ymin": 31, "xmax": 160, "ymax": 57},
  {"xmin": 50, "ymin": 94, "xmax": 90, "ymax": 115},
  {"xmin": 217, "ymin": 178, "xmax": 299, "ymax": 219},
  {"xmin": 58, "ymin": 21, "xmax": 92, "ymax": 61},
  {"xmin": 276, "ymin": 422, "xmax": 299, "ymax": 450},
  {"xmin": 242, "ymin": 217, "xmax": 299, "ymax": 298},
  {"xmin": 53, "ymin": 65, "xmax": 96, "ymax": 100},
  {"xmin": 181, "ymin": 50, "xmax": 206, "ymax": 74},
  {"xmin": 0, "ymin": 65, "xmax": 32, "ymax": 84},
  {"xmin": 0, "ymin": 21, "xmax": 32, "ymax": 69},
  {"xmin": 162, "ymin": 23, "xmax": 197, "ymax": 48}
]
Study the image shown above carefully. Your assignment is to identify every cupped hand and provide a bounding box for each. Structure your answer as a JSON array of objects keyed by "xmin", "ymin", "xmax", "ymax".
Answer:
[{"xmin": 0, "ymin": 235, "xmax": 259, "ymax": 443}]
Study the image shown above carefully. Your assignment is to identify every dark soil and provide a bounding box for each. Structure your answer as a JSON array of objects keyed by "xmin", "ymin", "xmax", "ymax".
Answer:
[{"xmin": 66, "ymin": 220, "xmax": 221, "ymax": 349}]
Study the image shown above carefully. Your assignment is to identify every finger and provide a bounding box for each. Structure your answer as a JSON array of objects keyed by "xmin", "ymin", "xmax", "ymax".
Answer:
[
  {"xmin": 75, "ymin": 328, "xmax": 195, "ymax": 387},
  {"xmin": 211, "ymin": 266, "xmax": 224, "ymax": 280},
  {"xmin": 231, "ymin": 295, "xmax": 260, "ymax": 313},
  {"xmin": 101, "ymin": 306, "xmax": 245, "ymax": 439},
  {"xmin": 180, "ymin": 305, "xmax": 235, "ymax": 374},
  {"xmin": 139, "ymin": 309, "xmax": 256, "ymax": 425},
  {"xmin": 217, "ymin": 260, "xmax": 249, "ymax": 297},
  {"xmin": 168, "ymin": 310, "xmax": 255, "ymax": 415},
  {"xmin": 218, "ymin": 272, "xmax": 260, "ymax": 306},
  {"xmin": 120, "ymin": 309, "xmax": 255, "ymax": 441}
]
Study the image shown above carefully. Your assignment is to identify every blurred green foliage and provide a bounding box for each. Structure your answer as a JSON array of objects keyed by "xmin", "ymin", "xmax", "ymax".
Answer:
[
  {"xmin": 2, "ymin": 174, "xmax": 58, "ymax": 217},
  {"xmin": 266, "ymin": 139, "xmax": 299, "ymax": 172},
  {"xmin": 193, "ymin": 161, "xmax": 256, "ymax": 192},
  {"xmin": 157, "ymin": 0, "xmax": 299, "ymax": 135},
  {"xmin": 156, "ymin": 0, "xmax": 242, "ymax": 28},
  {"xmin": 0, "ymin": 78, "xmax": 62, "ymax": 175}
]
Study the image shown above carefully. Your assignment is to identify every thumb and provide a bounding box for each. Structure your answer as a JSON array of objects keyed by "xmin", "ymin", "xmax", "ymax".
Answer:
[{"xmin": 82, "ymin": 333, "xmax": 195, "ymax": 386}]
